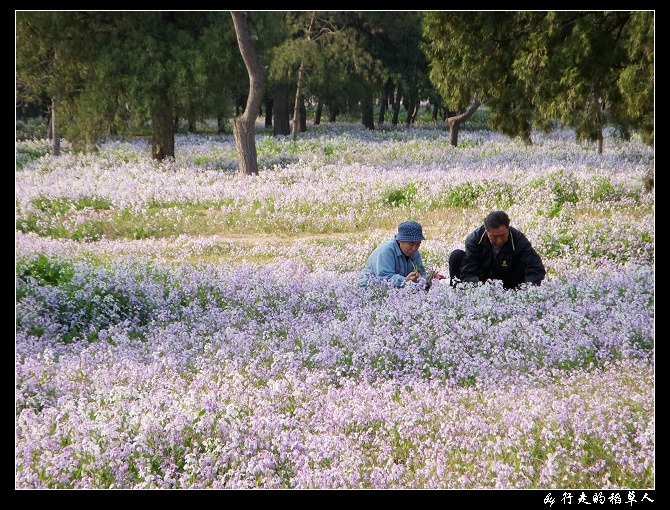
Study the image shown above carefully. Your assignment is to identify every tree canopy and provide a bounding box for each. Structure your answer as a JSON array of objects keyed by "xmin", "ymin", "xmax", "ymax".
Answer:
[
  {"xmin": 422, "ymin": 11, "xmax": 654, "ymax": 152},
  {"xmin": 16, "ymin": 10, "xmax": 654, "ymax": 161}
]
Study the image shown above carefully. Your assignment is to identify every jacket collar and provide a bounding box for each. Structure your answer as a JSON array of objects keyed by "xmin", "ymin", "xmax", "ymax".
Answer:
[{"xmin": 477, "ymin": 227, "xmax": 516, "ymax": 251}]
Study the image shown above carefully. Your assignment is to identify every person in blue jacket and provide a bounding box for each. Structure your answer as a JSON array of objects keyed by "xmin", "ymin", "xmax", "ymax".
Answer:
[
  {"xmin": 359, "ymin": 221, "xmax": 427, "ymax": 288},
  {"xmin": 448, "ymin": 210, "xmax": 546, "ymax": 290}
]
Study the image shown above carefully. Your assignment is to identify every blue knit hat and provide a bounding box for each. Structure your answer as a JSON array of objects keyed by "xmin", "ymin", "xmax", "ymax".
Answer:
[{"xmin": 396, "ymin": 221, "xmax": 425, "ymax": 242}]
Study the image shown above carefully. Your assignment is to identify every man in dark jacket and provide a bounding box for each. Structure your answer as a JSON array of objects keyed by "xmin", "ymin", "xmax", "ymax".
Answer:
[{"xmin": 448, "ymin": 210, "xmax": 546, "ymax": 290}]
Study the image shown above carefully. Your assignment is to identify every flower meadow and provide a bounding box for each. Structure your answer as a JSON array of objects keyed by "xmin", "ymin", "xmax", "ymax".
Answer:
[{"xmin": 15, "ymin": 120, "xmax": 654, "ymax": 489}]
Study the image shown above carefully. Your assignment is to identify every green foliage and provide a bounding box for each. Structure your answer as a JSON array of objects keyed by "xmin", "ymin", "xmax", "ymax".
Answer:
[
  {"xmin": 586, "ymin": 176, "xmax": 641, "ymax": 203},
  {"xmin": 540, "ymin": 231, "xmax": 579, "ymax": 260},
  {"xmin": 423, "ymin": 11, "xmax": 654, "ymax": 149},
  {"xmin": 557, "ymin": 346, "xmax": 599, "ymax": 370},
  {"xmin": 422, "ymin": 11, "xmax": 532, "ymax": 138},
  {"xmin": 35, "ymin": 196, "xmax": 113, "ymax": 214},
  {"xmin": 16, "ymin": 118, "xmax": 49, "ymax": 141},
  {"xmin": 258, "ymin": 136, "xmax": 283, "ymax": 155},
  {"xmin": 16, "ymin": 146, "xmax": 49, "ymax": 170},
  {"xmin": 16, "ymin": 259, "xmax": 171, "ymax": 344},
  {"xmin": 16, "ymin": 254, "xmax": 75, "ymax": 287},
  {"xmin": 384, "ymin": 183, "xmax": 417, "ymax": 207},
  {"xmin": 16, "ymin": 196, "xmax": 113, "ymax": 240},
  {"xmin": 111, "ymin": 205, "xmax": 184, "ymax": 240},
  {"xmin": 617, "ymin": 12, "xmax": 654, "ymax": 145},
  {"xmin": 16, "ymin": 10, "xmax": 655, "ymax": 165},
  {"xmin": 432, "ymin": 179, "xmax": 516, "ymax": 210},
  {"xmin": 16, "ymin": 214, "xmax": 106, "ymax": 242},
  {"xmin": 443, "ymin": 182, "xmax": 481, "ymax": 208},
  {"xmin": 531, "ymin": 170, "xmax": 580, "ymax": 218},
  {"xmin": 589, "ymin": 177, "xmax": 618, "ymax": 203},
  {"xmin": 16, "ymin": 11, "xmax": 243, "ymax": 157}
]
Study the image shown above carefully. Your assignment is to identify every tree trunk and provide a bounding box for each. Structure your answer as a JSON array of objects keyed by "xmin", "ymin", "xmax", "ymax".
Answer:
[
  {"xmin": 411, "ymin": 99, "xmax": 420, "ymax": 124},
  {"xmin": 519, "ymin": 120, "xmax": 533, "ymax": 146},
  {"xmin": 151, "ymin": 96, "xmax": 175, "ymax": 160},
  {"xmin": 361, "ymin": 87, "xmax": 374, "ymax": 130},
  {"xmin": 595, "ymin": 104, "xmax": 604, "ymax": 155},
  {"xmin": 50, "ymin": 96, "xmax": 61, "ymax": 157},
  {"xmin": 235, "ymin": 97, "xmax": 245, "ymax": 116},
  {"xmin": 299, "ymin": 94, "xmax": 307, "ymax": 132},
  {"xmin": 231, "ymin": 11, "xmax": 266, "ymax": 176},
  {"xmin": 391, "ymin": 82, "xmax": 402, "ymax": 126},
  {"xmin": 314, "ymin": 99, "xmax": 323, "ymax": 125},
  {"xmin": 446, "ymin": 100, "xmax": 481, "ymax": 147},
  {"xmin": 442, "ymin": 108, "xmax": 450, "ymax": 122},
  {"xmin": 273, "ymin": 82, "xmax": 291, "ymax": 136},
  {"xmin": 327, "ymin": 102, "xmax": 339, "ymax": 122},
  {"xmin": 405, "ymin": 101, "xmax": 415, "ymax": 126},
  {"xmin": 378, "ymin": 98, "xmax": 387, "ymax": 125},
  {"xmin": 49, "ymin": 49, "xmax": 61, "ymax": 156},
  {"xmin": 291, "ymin": 12, "xmax": 315, "ymax": 142},
  {"xmin": 264, "ymin": 96, "xmax": 273, "ymax": 128},
  {"xmin": 291, "ymin": 60, "xmax": 306, "ymax": 141},
  {"xmin": 362, "ymin": 102, "xmax": 374, "ymax": 130},
  {"xmin": 378, "ymin": 77, "xmax": 392, "ymax": 125}
]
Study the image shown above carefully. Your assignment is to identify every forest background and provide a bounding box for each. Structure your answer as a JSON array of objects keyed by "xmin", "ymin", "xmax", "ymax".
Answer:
[{"xmin": 15, "ymin": 10, "xmax": 655, "ymax": 491}]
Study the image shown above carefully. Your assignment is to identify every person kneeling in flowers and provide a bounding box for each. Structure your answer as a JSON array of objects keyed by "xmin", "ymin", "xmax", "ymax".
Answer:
[
  {"xmin": 359, "ymin": 221, "xmax": 444, "ymax": 289},
  {"xmin": 448, "ymin": 210, "xmax": 546, "ymax": 290}
]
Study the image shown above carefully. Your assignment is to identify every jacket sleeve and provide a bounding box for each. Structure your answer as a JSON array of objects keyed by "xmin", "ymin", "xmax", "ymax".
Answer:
[
  {"xmin": 517, "ymin": 232, "xmax": 546, "ymax": 285},
  {"xmin": 377, "ymin": 249, "xmax": 408, "ymax": 287},
  {"xmin": 360, "ymin": 244, "xmax": 407, "ymax": 288},
  {"xmin": 459, "ymin": 231, "xmax": 484, "ymax": 283}
]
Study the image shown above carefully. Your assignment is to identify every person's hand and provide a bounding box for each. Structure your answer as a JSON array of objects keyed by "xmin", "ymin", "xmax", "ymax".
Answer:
[{"xmin": 406, "ymin": 271, "xmax": 421, "ymax": 283}]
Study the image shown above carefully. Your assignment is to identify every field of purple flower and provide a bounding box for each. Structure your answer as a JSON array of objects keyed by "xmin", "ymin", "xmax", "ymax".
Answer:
[{"xmin": 15, "ymin": 121, "xmax": 654, "ymax": 489}]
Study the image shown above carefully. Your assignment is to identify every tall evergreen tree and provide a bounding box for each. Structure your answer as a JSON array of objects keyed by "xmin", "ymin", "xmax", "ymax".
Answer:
[
  {"xmin": 269, "ymin": 12, "xmax": 374, "ymax": 134},
  {"xmin": 518, "ymin": 11, "xmax": 641, "ymax": 153},
  {"xmin": 16, "ymin": 12, "xmax": 99, "ymax": 155},
  {"xmin": 422, "ymin": 11, "xmax": 533, "ymax": 146},
  {"xmin": 423, "ymin": 11, "xmax": 654, "ymax": 151},
  {"xmin": 615, "ymin": 11, "xmax": 654, "ymax": 146},
  {"xmin": 16, "ymin": 11, "xmax": 240, "ymax": 159},
  {"xmin": 356, "ymin": 12, "xmax": 429, "ymax": 127}
]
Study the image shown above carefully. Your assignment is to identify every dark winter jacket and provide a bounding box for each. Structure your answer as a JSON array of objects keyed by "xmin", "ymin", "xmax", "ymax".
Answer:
[{"xmin": 460, "ymin": 225, "xmax": 546, "ymax": 289}]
